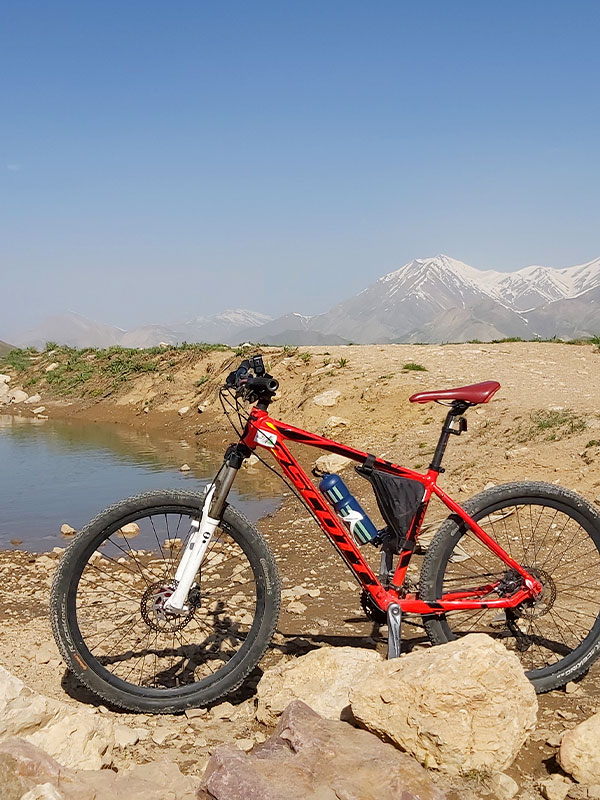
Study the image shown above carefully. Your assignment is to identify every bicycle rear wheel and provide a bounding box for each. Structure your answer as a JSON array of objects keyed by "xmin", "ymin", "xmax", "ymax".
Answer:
[
  {"xmin": 50, "ymin": 490, "xmax": 280, "ymax": 713},
  {"xmin": 419, "ymin": 482, "xmax": 600, "ymax": 692}
]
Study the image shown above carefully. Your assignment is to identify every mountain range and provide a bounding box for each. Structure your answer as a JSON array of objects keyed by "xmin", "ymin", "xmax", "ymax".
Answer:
[{"xmin": 8, "ymin": 255, "xmax": 600, "ymax": 348}]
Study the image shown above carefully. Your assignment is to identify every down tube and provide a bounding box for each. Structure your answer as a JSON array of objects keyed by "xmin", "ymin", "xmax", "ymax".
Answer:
[{"xmin": 270, "ymin": 439, "xmax": 390, "ymax": 609}]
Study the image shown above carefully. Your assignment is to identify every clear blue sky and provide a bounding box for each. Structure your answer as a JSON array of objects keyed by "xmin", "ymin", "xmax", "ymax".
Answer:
[{"xmin": 2, "ymin": 1, "xmax": 599, "ymax": 336}]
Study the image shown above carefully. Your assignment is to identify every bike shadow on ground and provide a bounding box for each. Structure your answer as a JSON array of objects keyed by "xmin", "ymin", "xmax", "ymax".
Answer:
[{"xmin": 59, "ymin": 621, "xmax": 430, "ymax": 714}]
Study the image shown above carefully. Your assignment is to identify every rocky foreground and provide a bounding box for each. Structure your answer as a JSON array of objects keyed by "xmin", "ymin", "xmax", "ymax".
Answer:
[{"xmin": 2, "ymin": 630, "xmax": 600, "ymax": 800}]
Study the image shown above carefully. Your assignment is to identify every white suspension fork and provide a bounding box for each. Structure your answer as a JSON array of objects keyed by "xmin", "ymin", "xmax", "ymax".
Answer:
[
  {"xmin": 164, "ymin": 460, "xmax": 240, "ymax": 614},
  {"xmin": 164, "ymin": 484, "xmax": 220, "ymax": 613}
]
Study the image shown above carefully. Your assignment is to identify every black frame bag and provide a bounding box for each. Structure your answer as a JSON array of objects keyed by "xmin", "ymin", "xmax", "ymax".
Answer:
[{"xmin": 357, "ymin": 459, "xmax": 424, "ymax": 552}]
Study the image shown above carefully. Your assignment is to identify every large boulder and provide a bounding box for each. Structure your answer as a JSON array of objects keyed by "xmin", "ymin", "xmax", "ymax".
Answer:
[
  {"xmin": 0, "ymin": 738, "xmax": 197, "ymax": 800},
  {"xmin": 256, "ymin": 646, "xmax": 382, "ymax": 725},
  {"xmin": 350, "ymin": 633, "xmax": 538, "ymax": 774},
  {"xmin": 0, "ymin": 664, "xmax": 118, "ymax": 770},
  {"xmin": 199, "ymin": 700, "xmax": 449, "ymax": 800},
  {"xmin": 559, "ymin": 711, "xmax": 600, "ymax": 784},
  {"xmin": 0, "ymin": 739, "xmax": 63, "ymax": 800}
]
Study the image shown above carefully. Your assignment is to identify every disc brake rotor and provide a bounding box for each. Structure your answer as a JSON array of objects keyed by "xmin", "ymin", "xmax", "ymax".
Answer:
[{"xmin": 140, "ymin": 581, "xmax": 197, "ymax": 633}]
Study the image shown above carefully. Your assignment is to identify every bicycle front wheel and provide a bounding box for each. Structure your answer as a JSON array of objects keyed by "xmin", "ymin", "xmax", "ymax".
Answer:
[
  {"xmin": 420, "ymin": 482, "xmax": 600, "ymax": 692},
  {"xmin": 50, "ymin": 490, "xmax": 280, "ymax": 713}
]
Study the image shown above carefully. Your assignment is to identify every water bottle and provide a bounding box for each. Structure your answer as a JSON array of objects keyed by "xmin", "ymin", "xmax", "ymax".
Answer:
[{"xmin": 318, "ymin": 473, "xmax": 379, "ymax": 545}]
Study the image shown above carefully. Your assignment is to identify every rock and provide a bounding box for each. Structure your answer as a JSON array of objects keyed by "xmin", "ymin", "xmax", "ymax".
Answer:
[
  {"xmin": 32, "ymin": 406, "xmax": 47, "ymax": 415},
  {"xmin": 60, "ymin": 524, "xmax": 76, "ymax": 536},
  {"xmin": 35, "ymin": 641, "xmax": 59, "ymax": 665},
  {"xmin": 285, "ymin": 601, "xmax": 307, "ymax": 614},
  {"xmin": 314, "ymin": 453, "xmax": 353, "ymax": 473},
  {"xmin": 559, "ymin": 711, "xmax": 600, "ymax": 784},
  {"xmin": 21, "ymin": 784, "xmax": 65, "ymax": 799},
  {"xmin": 322, "ymin": 416, "xmax": 350, "ymax": 436},
  {"xmin": 9, "ymin": 389, "xmax": 28, "ymax": 404},
  {"xmin": 45, "ymin": 363, "xmax": 59, "ymax": 372},
  {"xmin": 117, "ymin": 522, "xmax": 140, "ymax": 537},
  {"xmin": 150, "ymin": 727, "xmax": 172, "ymax": 745},
  {"xmin": 349, "ymin": 633, "xmax": 538, "ymax": 774},
  {"xmin": 210, "ymin": 702, "xmax": 237, "ymax": 721},
  {"xmin": 178, "ymin": 406, "xmax": 190, "ymax": 416},
  {"xmin": 185, "ymin": 707, "xmax": 210, "ymax": 720},
  {"xmin": 235, "ymin": 738, "xmax": 254, "ymax": 752},
  {"xmin": 256, "ymin": 646, "xmax": 383, "ymax": 725},
  {"xmin": 113, "ymin": 724, "xmax": 141, "ymax": 747},
  {"xmin": 0, "ymin": 383, "xmax": 9, "ymax": 403},
  {"xmin": 0, "ymin": 373, "xmax": 10, "ymax": 383},
  {"xmin": 0, "ymin": 739, "xmax": 63, "ymax": 800},
  {"xmin": 487, "ymin": 772, "xmax": 519, "ymax": 799},
  {"xmin": 546, "ymin": 731, "xmax": 563, "ymax": 748},
  {"xmin": 0, "ymin": 739, "xmax": 197, "ymax": 800},
  {"xmin": 198, "ymin": 700, "xmax": 449, "ymax": 800},
  {"xmin": 179, "ymin": 463, "xmax": 191, "ymax": 472},
  {"xmin": 312, "ymin": 389, "xmax": 341, "ymax": 407},
  {"xmin": 589, "ymin": 786, "xmax": 600, "ymax": 800},
  {"xmin": 538, "ymin": 774, "xmax": 571, "ymax": 800},
  {"xmin": 24, "ymin": 394, "xmax": 42, "ymax": 404},
  {"xmin": 564, "ymin": 681, "xmax": 579, "ymax": 694},
  {"xmin": 242, "ymin": 454, "xmax": 260, "ymax": 468},
  {"xmin": 0, "ymin": 665, "xmax": 120, "ymax": 770}
]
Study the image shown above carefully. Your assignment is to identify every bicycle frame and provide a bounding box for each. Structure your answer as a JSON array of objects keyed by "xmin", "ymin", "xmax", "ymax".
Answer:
[{"xmin": 240, "ymin": 407, "xmax": 543, "ymax": 616}]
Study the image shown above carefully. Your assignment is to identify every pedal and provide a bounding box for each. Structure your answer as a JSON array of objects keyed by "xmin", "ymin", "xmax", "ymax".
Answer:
[{"xmin": 386, "ymin": 603, "xmax": 402, "ymax": 659}]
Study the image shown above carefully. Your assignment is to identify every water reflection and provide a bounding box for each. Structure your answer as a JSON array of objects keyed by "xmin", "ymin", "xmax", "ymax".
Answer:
[{"xmin": 0, "ymin": 415, "xmax": 279, "ymax": 551}]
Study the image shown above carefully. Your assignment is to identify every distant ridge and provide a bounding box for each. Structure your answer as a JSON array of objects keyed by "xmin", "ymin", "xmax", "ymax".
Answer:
[
  {"xmin": 0, "ymin": 340, "xmax": 16, "ymax": 356},
  {"xmin": 6, "ymin": 255, "xmax": 600, "ymax": 347}
]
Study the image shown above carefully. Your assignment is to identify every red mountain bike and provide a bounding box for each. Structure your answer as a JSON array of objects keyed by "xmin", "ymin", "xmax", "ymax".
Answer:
[{"xmin": 51, "ymin": 355, "xmax": 600, "ymax": 712}]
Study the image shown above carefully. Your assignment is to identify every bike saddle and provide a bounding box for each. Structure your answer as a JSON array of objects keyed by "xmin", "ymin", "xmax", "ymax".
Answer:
[{"xmin": 409, "ymin": 380, "xmax": 501, "ymax": 405}]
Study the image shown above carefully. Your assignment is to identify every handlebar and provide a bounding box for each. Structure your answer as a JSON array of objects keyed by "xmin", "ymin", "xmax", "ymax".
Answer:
[{"xmin": 225, "ymin": 355, "xmax": 279, "ymax": 405}]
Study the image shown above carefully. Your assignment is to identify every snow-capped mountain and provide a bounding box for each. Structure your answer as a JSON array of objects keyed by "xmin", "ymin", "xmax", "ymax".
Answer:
[
  {"xmin": 486, "ymin": 257, "xmax": 600, "ymax": 310},
  {"xmin": 8, "ymin": 257, "xmax": 600, "ymax": 348},
  {"xmin": 247, "ymin": 254, "xmax": 600, "ymax": 344}
]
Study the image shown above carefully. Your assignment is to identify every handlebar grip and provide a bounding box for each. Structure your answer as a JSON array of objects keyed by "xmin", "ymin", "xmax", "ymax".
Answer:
[{"xmin": 248, "ymin": 376, "xmax": 279, "ymax": 393}]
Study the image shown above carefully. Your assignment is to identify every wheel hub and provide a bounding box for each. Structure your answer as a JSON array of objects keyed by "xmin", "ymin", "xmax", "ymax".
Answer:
[
  {"xmin": 499, "ymin": 566, "xmax": 557, "ymax": 619},
  {"xmin": 140, "ymin": 581, "xmax": 197, "ymax": 632}
]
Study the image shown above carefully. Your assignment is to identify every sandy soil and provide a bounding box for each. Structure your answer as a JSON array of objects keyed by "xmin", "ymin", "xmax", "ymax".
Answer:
[{"xmin": 2, "ymin": 341, "xmax": 600, "ymax": 798}]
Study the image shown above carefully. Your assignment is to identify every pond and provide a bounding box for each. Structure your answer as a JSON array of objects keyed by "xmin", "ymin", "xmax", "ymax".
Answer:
[{"xmin": 0, "ymin": 415, "xmax": 280, "ymax": 551}]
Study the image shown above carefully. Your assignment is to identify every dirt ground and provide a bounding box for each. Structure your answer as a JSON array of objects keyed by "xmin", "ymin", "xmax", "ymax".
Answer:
[{"xmin": 2, "ymin": 341, "xmax": 600, "ymax": 798}]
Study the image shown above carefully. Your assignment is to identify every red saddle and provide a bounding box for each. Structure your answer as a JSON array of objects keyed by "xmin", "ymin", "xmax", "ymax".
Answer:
[{"xmin": 409, "ymin": 381, "xmax": 501, "ymax": 405}]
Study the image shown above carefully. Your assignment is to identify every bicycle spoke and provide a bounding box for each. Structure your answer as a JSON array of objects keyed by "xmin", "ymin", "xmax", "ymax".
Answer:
[
  {"xmin": 68, "ymin": 506, "xmax": 261, "ymax": 694},
  {"xmin": 427, "ymin": 492, "xmax": 600, "ymax": 677}
]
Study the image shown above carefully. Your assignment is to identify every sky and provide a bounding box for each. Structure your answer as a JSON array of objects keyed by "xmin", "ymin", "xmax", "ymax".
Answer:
[{"xmin": 2, "ymin": 0, "xmax": 599, "ymax": 337}]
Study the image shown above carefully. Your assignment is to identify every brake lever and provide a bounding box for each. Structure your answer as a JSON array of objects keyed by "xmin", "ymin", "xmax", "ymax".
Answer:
[{"xmin": 225, "ymin": 360, "xmax": 252, "ymax": 389}]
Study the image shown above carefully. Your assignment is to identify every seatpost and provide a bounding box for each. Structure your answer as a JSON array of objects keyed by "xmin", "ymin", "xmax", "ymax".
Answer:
[{"xmin": 429, "ymin": 401, "xmax": 469, "ymax": 473}]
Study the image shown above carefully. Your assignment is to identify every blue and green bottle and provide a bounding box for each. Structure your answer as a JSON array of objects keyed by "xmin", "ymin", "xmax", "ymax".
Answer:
[{"xmin": 318, "ymin": 472, "xmax": 379, "ymax": 545}]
